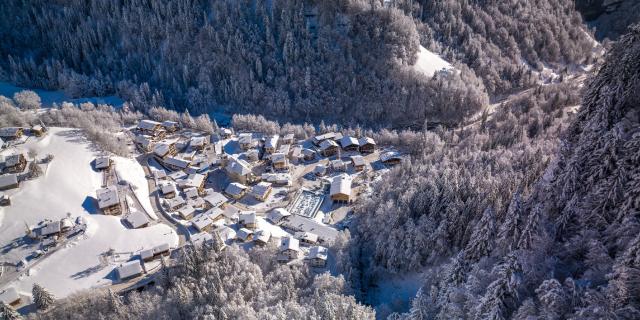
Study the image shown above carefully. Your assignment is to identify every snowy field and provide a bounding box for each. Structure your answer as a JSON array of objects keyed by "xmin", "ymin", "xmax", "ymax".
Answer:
[
  {"xmin": 0, "ymin": 81, "xmax": 123, "ymax": 108},
  {"xmin": 412, "ymin": 45, "xmax": 453, "ymax": 77},
  {"xmin": 0, "ymin": 128, "xmax": 177, "ymax": 298}
]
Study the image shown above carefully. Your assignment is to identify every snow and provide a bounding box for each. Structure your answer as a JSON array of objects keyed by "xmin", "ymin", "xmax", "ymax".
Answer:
[
  {"xmin": 0, "ymin": 81, "xmax": 123, "ymax": 108},
  {"xmin": 112, "ymin": 157, "xmax": 157, "ymax": 220},
  {"xmin": 0, "ymin": 128, "xmax": 177, "ymax": 298},
  {"xmin": 256, "ymin": 217, "xmax": 289, "ymax": 238},
  {"xmin": 411, "ymin": 45, "xmax": 453, "ymax": 78},
  {"xmin": 368, "ymin": 272, "xmax": 425, "ymax": 315}
]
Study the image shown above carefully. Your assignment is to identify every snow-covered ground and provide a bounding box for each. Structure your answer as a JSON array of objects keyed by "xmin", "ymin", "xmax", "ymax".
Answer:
[
  {"xmin": 0, "ymin": 81, "xmax": 123, "ymax": 108},
  {"xmin": 411, "ymin": 45, "xmax": 453, "ymax": 78},
  {"xmin": 113, "ymin": 157, "xmax": 156, "ymax": 220},
  {"xmin": 368, "ymin": 272, "xmax": 425, "ymax": 316},
  {"xmin": 0, "ymin": 128, "xmax": 177, "ymax": 298}
]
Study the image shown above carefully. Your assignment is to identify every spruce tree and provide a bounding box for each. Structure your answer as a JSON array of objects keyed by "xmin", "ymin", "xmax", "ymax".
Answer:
[
  {"xmin": 0, "ymin": 302, "xmax": 21, "ymax": 320},
  {"xmin": 32, "ymin": 284, "xmax": 55, "ymax": 311}
]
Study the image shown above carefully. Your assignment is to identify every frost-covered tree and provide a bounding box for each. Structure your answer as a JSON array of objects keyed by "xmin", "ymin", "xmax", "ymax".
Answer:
[
  {"xmin": 0, "ymin": 302, "xmax": 21, "ymax": 320},
  {"xmin": 32, "ymin": 283, "xmax": 55, "ymax": 310},
  {"xmin": 13, "ymin": 90, "xmax": 41, "ymax": 110}
]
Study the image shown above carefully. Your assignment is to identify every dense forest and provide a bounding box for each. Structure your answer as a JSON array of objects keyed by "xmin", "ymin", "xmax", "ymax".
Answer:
[{"xmin": 0, "ymin": 0, "xmax": 597, "ymax": 128}]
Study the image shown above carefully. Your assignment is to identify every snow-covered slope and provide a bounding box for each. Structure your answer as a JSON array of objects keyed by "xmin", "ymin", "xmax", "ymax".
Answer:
[
  {"xmin": 0, "ymin": 81, "xmax": 123, "ymax": 107},
  {"xmin": 411, "ymin": 45, "xmax": 453, "ymax": 78},
  {"xmin": 113, "ymin": 156, "xmax": 156, "ymax": 220}
]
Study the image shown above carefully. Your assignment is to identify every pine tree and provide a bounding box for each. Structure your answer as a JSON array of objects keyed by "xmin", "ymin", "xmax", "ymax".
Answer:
[
  {"xmin": 465, "ymin": 207, "xmax": 496, "ymax": 261},
  {"xmin": 32, "ymin": 283, "xmax": 55, "ymax": 310}
]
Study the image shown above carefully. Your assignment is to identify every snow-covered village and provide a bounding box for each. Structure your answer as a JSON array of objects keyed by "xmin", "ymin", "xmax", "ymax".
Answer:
[{"xmin": 0, "ymin": 104, "xmax": 403, "ymax": 312}]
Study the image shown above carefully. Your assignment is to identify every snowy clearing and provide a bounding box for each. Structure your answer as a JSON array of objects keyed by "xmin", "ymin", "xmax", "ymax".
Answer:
[
  {"xmin": 411, "ymin": 45, "xmax": 453, "ymax": 78},
  {"xmin": 113, "ymin": 157, "xmax": 157, "ymax": 220}
]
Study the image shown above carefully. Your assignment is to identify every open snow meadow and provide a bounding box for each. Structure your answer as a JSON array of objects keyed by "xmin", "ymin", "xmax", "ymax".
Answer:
[{"xmin": 0, "ymin": 128, "xmax": 177, "ymax": 299}]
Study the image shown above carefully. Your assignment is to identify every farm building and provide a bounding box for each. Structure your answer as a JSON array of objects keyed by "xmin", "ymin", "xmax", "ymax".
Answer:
[
  {"xmin": 283, "ymin": 133, "xmax": 295, "ymax": 144},
  {"xmin": 31, "ymin": 124, "xmax": 47, "ymax": 137},
  {"xmin": 0, "ymin": 127, "xmax": 24, "ymax": 140},
  {"xmin": 0, "ymin": 287, "xmax": 21, "ymax": 306},
  {"xmin": 225, "ymin": 156, "xmax": 255, "ymax": 184},
  {"xmin": 239, "ymin": 211, "xmax": 257, "ymax": 229},
  {"xmin": 160, "ymin": 183, "xmax": 177, "ymax": 198},
  {"xmin": 350, "ymin": 155, "xmax": 366, "ymax": 171},
  {"xmin": 237, "ymin": 228, "xmax": 254, "ymax": 242},
  {"xmin": 1, "ymin": 153, "xmax": 27, "ymax": 174},
  {"xmin": 178, "ymin": 205, "xmax": 196, "ymax": 220},
  {"xmin": 380, "ymin": 151, "xmax": 402, "ymax": 165},
  {"xmin": 116, "ymin": 260, "xmax": 144, "ymax": 280},
  {"xmin": 330, "ymin": 175, "xmax": 352, "ymax": 203},
  {"xmin": 319, "ymin": 139, "xmax": 339, "ymax": 157},
  {"xmin": 271, "ymin": 153, "xmax": 288, "ymax": 170},
  {"xmin": 238, "ymin": 133, "xmax": 253, "ymax": 150},
  {"xmin": 278, "ymin": 237, "xmax": 301, "ymax": 262},
  {"xmin": 254, "ymin": 229, "xmax": 271, "ymax": 245},
  {"xmin": 306, "ymin": 246, "xmax": 329, "ymax": 267},
  {"xmin": 225, "ymin": 182, "xmax": 248, "ymax": 199},
  {"xmin": 358, "ymin": 137, "xmax": 376, "ymax": 153},
  {"xmin": 137, "ymin": 120, "xmax": 164, "ymax": 138},
  {"xmin": 340, "ymin": 136, "xmax": 359, "ymax": 151},
  {"xmin": 264, "ymin": 135, "xmax": 280, "ymax": 154},
  {"xmin": 0, "ymin": 174, "xmax": 19, "ymax": 191},
  {"xmin": 161, "ymin": 120, "xmax": 180, "ymax": 132},
  {"xmin": 94, "ymin": 156, "xmax": 112, "ymax": 170},
  {"xmin": 203, "ymin": 192, "xmax": 227, "ymax": 209},
  {"xmin": 250, "ymin": 182, "xmax": 273, "ymax": 201},
  {"xmin": 125, "ymin": 210, "xmax": 150, "ymax": 229},
  {"xmin": 267, "ymin": 208, "xmax": 291, "ymax": 225},
  {"xmin": 295, "ymin": 231, "xmax": 319, "ymax": 245},
  {"xmin": 97, "ymin": 185, "xmax": 121, "ymax": 215},
  {"xmin": 191, "ymin": 214, "xmax": 214, "ymax": 232}
]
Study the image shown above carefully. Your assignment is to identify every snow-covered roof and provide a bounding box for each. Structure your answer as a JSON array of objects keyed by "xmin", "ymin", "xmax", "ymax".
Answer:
[
  {"xmin": 203, "ymin": 192, "xmax": 227, "ymax": 208},
  {"xmin": 168, "ymin": 170, "xmax": 188, "ymax": 181},
  {"xmin": 277, "ymin": 144, "xmax": 290, "ymax": 154},
  {"xmin": 137, "ymin": 119, "xmax": 161, "ymax": 131},
  {"xmin": 0, "ymin": 127, "xmax": 23, "ymax": 137},
  {"xmin": 154, "ymin": 143, "xmax": 171, "ymax": 157},
  {"xmin": 0, "ymin": 287, "xmax": 20, "ymax": 304},
  {"xmin": 308, "ymin": 246, "xmax": 328, "ymax": 260},
  {"xmin": 140, "ymin": 248, "xmax": 155, "ymax": 261},
  {"xmin": 160, "ymin": 183, "xmax": 177, "ymax": 195},
  {"xmin": 178, "ymin": 173, "xmax": 205, "ymax": 189},
  {"xmin": 188, "ymin": 197, "xmax": 205, "ymax": 208},
  {"xmin": 331, "ymin": 159, "xmax": 345, "ymax": 168},
  {"xmin": 153, "ymin": 169, "xmax": 167, "ymax": 179},
  {"xmin": 350, "ymin": 155, "xmax": 366, "ymax": 166},
  {"xmin": 319, "ymin": 139, "xmax": 338, "ymax": 150},
  {"xmin": 178, "ymin": 205, "xmax": 196, "ymax": 219},
  {"xmin": 95, "ymin": 156, "xmax": 110, "ymax": 169},
  {"xmin": 161, "ymin": 120, "xmax": 179, "ymax": 128},
  {"xmin": 190, "ymin": 136, "xmax": 206, "ymax": 148},
  {"xmin": 313, "ymin": 132, "xmax": 336, "ymax": 143},
  {"xmin": 295, "ymin": 231, "xmax": 319, "ymax": 243},
  {"xmin": 97, "ymin": 186, "xmax": 119, "ymax": 209},
  {"xmin": 238, "ymin": 133, "xmax": 253, "ymax": 145},
  {"xmin": 340, "ymin": 136, "xmax": 359, "ymax": 148},
  {"xmin": 271, "ymin": 153, "xmax": 287, "ymax": 164},
  {"xmin": 330, "ymin": 175, "xmax": 352, "ymax": 196},
  {"xmin": 280, "ymin": 236, "xmax": 301, "ymax": 252},
  {"xmin": 358, "ymin": 136, "xmax": 376, "ymax": 146},
  {"xmin": 4, "ymin": 153, "xmax": 25, "ymax": 167},
  {"xmin": 0, "ymin": 174, "xmax": 18, "ymax": 189},
  {"xmin": 261, "ymin": 173, "xmax": 292, "ymax": 185},
  {"xmin": 126, "ymin": 210, "xmax": 150, "ymax": 228},
  {"xmin": 226, "ymin": 156, "xmax": 252, "ymax": 176},
  {"xmin": 184, "ymin": 187, "xmax": 199, "ymax": 199},
  {"xmin": 116, "ymin": 260, "xmax": 143, "ymax": 279},
  {"xmin": 250, "ymin": 182, "xmax": 272, "ymax": 198},
  {"xmin": 223, "ymin": 204, "xmax": 241, "ymax": 220},
  {"xmin": 313, "ymin": 165, "xmax": 327, "ymax": 175},
  {"xmin": 380, "ymin": 151, "xmax": 402, "ymax": 163},
  {"xmin": 225, "ymin": 182, "xmax": 248, "ymax": 197},
  {"xmin": 191, "ymin": 214, "xmax": 213, "ymax": 232},
  {"xmin": 216, "ymin": 225, "xmax": 237, "ymax": 242},
  {"xmin": 267, "ymin": 208, "xmax": 291, "ymax": 224},
  {"xmin": 239, "ymin": 211, "xmax": 257, "ymax": 225},
  {"xmin": 265, "ymin": 135, "xmax": 280, "ymax": 149},
  {"xmin": 281, "ymin": 215, "xmax": 339, "ymax": 242},
  {"xmin": 283, "ymin": 133, "xmax": 295, "ymax": 141},
  {"xmin": 237, "ymin": 228, "xmax": 254, "ymax": 241},
  {"xmin": 166, "ymin": 196, "xmax": 186, "ymax": 209},
  {"xmin": 164, "ymin": 157, "xmax": 190, "ymax": 169},
  {"xmin": 204, "ymin": 207, "xmax": 224, "ymax": 221},
  {"xmin": 39, "ymin": 221, "xmax": 61, "ymax": 237},
  {"xmin": 302, "ymin": 148, "xmax": 315, "ymax": 156}
]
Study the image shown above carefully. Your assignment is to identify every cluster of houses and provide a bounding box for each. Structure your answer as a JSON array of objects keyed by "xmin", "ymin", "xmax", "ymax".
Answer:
[
  {"xmin": 25, "ymin": 216, "xmax": 86, "ymax": 251},
  {"xmin": 114, "ymin": 242, "xmax": 171, "ymax": 281}
]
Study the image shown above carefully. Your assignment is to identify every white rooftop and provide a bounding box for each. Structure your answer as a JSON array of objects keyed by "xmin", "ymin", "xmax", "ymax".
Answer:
[
  {"xmin": 116, "ymin": 260, "xmax": 144, "ymax": 279},
  {"xmin": 96, "ymin": 186, "xmax": 119, "ymax": 209},
  {"xmin": 280, "ymin": 236, "xmax": 301, "ymax": 252},
  {"xmin": 125, "ymin": 210, "xmax": 150, "ymax": 228},
  {"xmin": 225, "ymin": 182, "xmax": 248, "ymax": 197},
  {"xmin": 330, "ymin": 175, "xmax": 352, "ymax": 197}
]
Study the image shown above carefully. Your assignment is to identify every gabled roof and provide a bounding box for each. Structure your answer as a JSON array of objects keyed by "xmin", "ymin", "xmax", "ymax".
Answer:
[
  {"xmin": 350, "ymin": 155, "xmax": 366, "ymax": 166},
  {"xmin": 254, "ymin": 229, "xmax": 271, "ymax": 243},
  {"xmin": 283, "ymin": 133, "xmax": 295, "ymax": 141},
  {"xmin": 330, "ymin": 175, "xmax": 352, "ymax": 196},
  {"xmin": 226, "ymin": 156, "xmax": 252, "ymax": 176},
  {"xmin": 190, "ymin": 136, "xmax": 206, "ymax": 147},
  {"xmin": 160, "ymin": 183, "xmax": 177, "ymax": 195},
  {"xmin": 39, "ymin": 221, "xmax": 61, "ymax": 236},
  {"xmin": 97, "ymin": 186, "xmax": 119, "ymax": 208},
  {"xmin": 126, "ymin": 210, "xmax": 150, "ymax": 228},
  {"xmin": 0, "ymin": 287, "xmax": 20, "ymax": 304},
  {"xmin": 340, "ymin": 136, "xmax": 359, "ymax": 147},
  {"xmin": 308, "ymin": 246, "xmax": 328, "ymax": 260},
  {"xmin": 271, "ymin": 153, "xmax": 287, "ymax": 164},
  {"xmin": 295, "ymin": 231, "xmax": 319, "ymax": 243},
  {"xmin": 313, "ymin": 132, "xmax": 336, "ymax": 142},
  {"xmin": 319, "ymin": 139, "xmax": 338, "ymax": 150},
  {"xmin": 0, "ymin": 174, "xmax": 18, "ymax": 188},
  {"xmin": 184, "ymin": 187, "xmax": 199, "ymax": 199},
  {"xmin": 203, "ymin": 192, "xmax": 227, "ymax": 208},
  {"xmin": 191, "ymin": 214, "xmax": 213, "ymax": 231},
  {"xmin": 380, "ymin": 151, "xmax": 402, "ymax": 163},
  {"xmin": 166, "ymin": 196, "xmax": 186, "ymax": 209},
  {"xmin": 250, "ymin": 182, "xmax": 272, "ymax": 198},
  {"xmin": 223, "ymin": 204, "xmax": 241, "ymax": 220},
  {"xmin": 237, "ymin": 228, "xmax": 254, "ymax": 241},
  {"xmin": 239, "ymin": 211, "xmax": 257, "ymax": 225},
  {"xmin": 225, "ymin": 182, "xmax": 247, "ymax": 196},
  {"xmin": 137, "ymin": 120, "xmax": 161, "ymax": 130},
  {"xmin": 178, "ymin": 205, "xmax": 196, "ymax": 219},
  {"xmin": 215, "ymin": 225, "xmax": 237, "ymax": 242},
  {"xmin": 238, "ymin": 133, "xmax": 253, "ymax": 144},
  {"xmin": 4, "ymin": 153, "xmax": 25, "ymax": 167},
  {"xmin": 164, "ymin": 157, "xmax": 191, "ymax": 169},
  {"xmin": 267, "ymin": 208, "xmax": 291, "ymax": 224},
  {"xmin": 265, "ymin": 135, "xmax": 280, "ymax": 149},
  {"xmin": 161, "ymin": 120, "xmax": 179, "ymax": 128},
  {"xmin": 178, "ymin": 173, "xmax": 205, "ymax": 189},
  {"xmin": 358, "ymin": 136, "xmax": 376, "ymax": 146},
  {"xmin": 0, "ymin": 127, "xmax": 23, "ymax": 137},
  {"xmin": 154, "ymin": 143, "xmax": 171, "ymax": 157},
  {"xmin": 190, "ymin": 232, "xmax": 214, "ymax": 246},
  {"xmin": 116, "ymin": 260, "xmax": 143, "ymax": 279}
]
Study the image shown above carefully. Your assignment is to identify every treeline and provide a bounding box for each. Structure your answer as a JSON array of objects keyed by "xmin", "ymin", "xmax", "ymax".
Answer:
[
  {"xmin": 0, "ymin": 0, "xmax": 486, "ymax": 129},
  {"xmin": 32, "ymin": 244, "xmax": 374, "ymax": 320}
]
